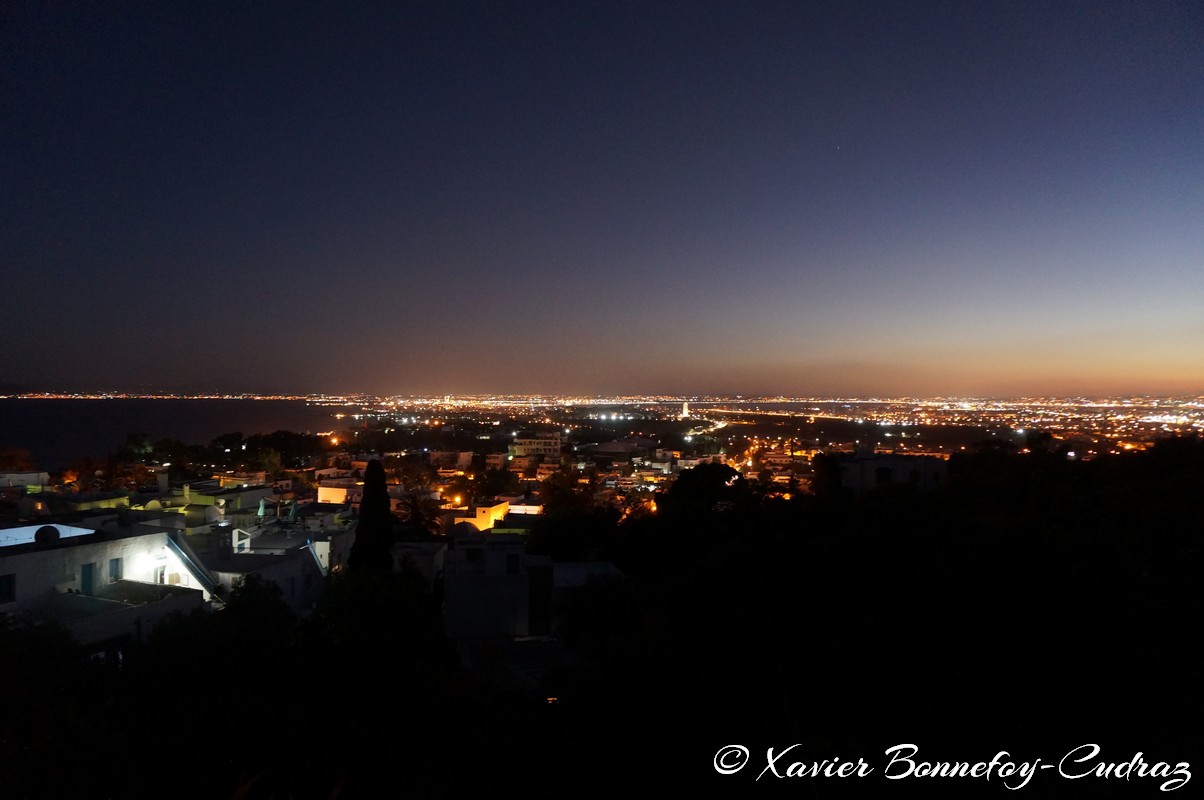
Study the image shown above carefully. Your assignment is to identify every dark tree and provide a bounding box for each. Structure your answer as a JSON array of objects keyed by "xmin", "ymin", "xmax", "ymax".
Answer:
[
  {"xmin": 808, "ymin": 450, "xmax": 843, "ymax": 497},
  {"xmin": 397, "ymin": 490, "xmax": 444, "ymax": 538},
  {"xmin": 117, "ymin": 432, "xmax": 153, "ymax": 460},
  {"xmin": 540, "ymin": 461, "xmax": 594, "ymax": 515},
  {"xmin": 383, "ymin": 455, "xmax": 432, "ymax": 490},
  {"xmin": 348, "ymin": 459, "xmax": 395, "ymax": 574},
  {"xmin": 475, "ymin": 467, "xmax": 520, "ymax": 501},
  {"xmin": 210, "ymin": 431, "xmax": 244, "ymax": 450},
  {"xmin": 659, "ymin": 461, "xmax": 745, "ymax": 515},
  {"xmin": 0, "ymin": 447, "xmax": 36, "ymax": 471}
]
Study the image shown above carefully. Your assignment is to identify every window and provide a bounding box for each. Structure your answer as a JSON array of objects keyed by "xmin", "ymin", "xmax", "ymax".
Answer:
[
  {"xmin": 108, "ymin": 557, "xmax": 123, "ymax": 583},
  {"xmin": 0, "ymin": 574, "xmax": 14, "ymax": 604}
]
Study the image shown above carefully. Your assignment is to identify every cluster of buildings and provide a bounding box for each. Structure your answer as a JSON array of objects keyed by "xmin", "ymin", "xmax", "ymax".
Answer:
[
  {"xmin": 0, "ymin": 472, "xmax": 353, "ymax": 650},
  {"xmin": 1, "ymin": 419, "xmax": 947, "ymax": 669},
  {"xmin": 0, "ymin": 457, "xmax": 614, "ymax": 674}
]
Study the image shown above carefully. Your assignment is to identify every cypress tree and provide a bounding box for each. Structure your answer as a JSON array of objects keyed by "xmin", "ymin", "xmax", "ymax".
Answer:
[{"xmin": 348, "ymin": 458, "xmax": 395, "ymax": 574}]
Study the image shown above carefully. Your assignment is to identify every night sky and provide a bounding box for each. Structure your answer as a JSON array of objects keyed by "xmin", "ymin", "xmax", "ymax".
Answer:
[{"xmin": 3, "ymin": 1, "xmax": 1201, "ymax": 397}]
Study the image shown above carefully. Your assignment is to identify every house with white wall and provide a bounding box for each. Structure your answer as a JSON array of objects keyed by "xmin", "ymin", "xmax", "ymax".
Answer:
[{"xmin": 0, "ymin": 522, "xmax": 209, "ymax": 646}]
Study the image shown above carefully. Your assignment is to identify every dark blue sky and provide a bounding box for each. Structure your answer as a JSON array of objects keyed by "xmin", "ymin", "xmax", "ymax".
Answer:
[{"xmin": 3, "ymin": 1, "xmax": 1201, "ymax": 396}]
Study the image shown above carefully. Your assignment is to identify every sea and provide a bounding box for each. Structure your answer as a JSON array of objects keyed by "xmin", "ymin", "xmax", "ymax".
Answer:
[{"xmin": 0, "ymin": 398, "xmax": 357, "ymax": 470}]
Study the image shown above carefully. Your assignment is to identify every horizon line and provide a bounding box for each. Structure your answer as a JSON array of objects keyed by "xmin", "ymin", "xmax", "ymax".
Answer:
[{"xmin": 6, "ymin": 391, "xmax": 1204, "ymax": 404}]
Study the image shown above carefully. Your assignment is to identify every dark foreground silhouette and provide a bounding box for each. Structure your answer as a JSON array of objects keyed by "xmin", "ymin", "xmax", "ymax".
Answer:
[{"xmin": 2, "ymin": 439, "xmax": 1200, "ymax": 798}]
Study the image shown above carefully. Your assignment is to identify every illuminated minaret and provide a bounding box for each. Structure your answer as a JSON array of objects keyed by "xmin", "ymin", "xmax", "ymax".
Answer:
[{"xmin": 681, "ymin": 401, "xmax": 689, "ymax": 419}]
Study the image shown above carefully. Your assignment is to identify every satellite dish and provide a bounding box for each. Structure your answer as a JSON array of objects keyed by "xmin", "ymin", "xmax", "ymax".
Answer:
[{"xmin": 35, "ymin": 525, "xmax": 60, "ymax": 544}]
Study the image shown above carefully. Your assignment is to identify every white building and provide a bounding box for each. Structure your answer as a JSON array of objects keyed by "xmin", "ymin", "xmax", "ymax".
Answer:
[
  {"xmin": 508, "ymin": 433, "xmax": 562, "ymax": 460},
  {"xmin": 0, "ymin": 522, "xmax": 209, "ymax": 646}
]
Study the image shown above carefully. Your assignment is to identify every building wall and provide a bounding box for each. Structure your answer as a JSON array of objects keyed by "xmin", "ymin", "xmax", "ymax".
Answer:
[
  {"xmin": 839, "ymin": 454, "xmax": 947, "ymax": 492},
  {"xmin": 317, "ymin": 486, "xmax": 349, "ymax": 505},
  {"xmin": 0, "ymin": 528, "xmax": 206, "ymax": 615},
  {"xmin": 430, "ymin": 451, "xmax": 473, "ymax": 469},
  {"xmin": 214, "ymin": 552, "xmax": 324, "ymax": 615},
  {"xmin": 452, "ymin": 502, "xmax": 509, "ymax": 532},
  {"xmin": 64, "ymin": 587, "xmax": 204, "ymax": 645},
  {"xmin": 441, "ymin": 535, "xmax": 532, "ymax": 643},
  {"xmin": 509, "ymin": 435, "xmax": 561, "ymax": 459},
  {"xmin": 0, "ymin": 472, "xmax": 50, "ymax": 489}
]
